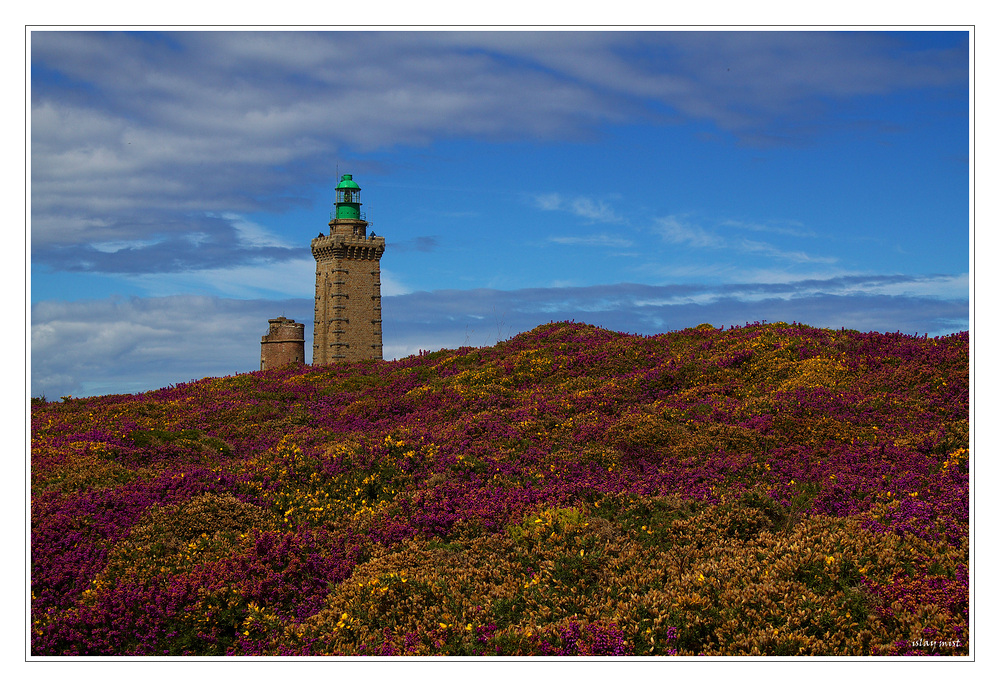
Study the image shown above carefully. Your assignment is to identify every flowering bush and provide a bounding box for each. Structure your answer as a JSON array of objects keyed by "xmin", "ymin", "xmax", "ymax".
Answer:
[{"xmin": 31, "ymin": 321, "xmax": 969, "ymax": 656}]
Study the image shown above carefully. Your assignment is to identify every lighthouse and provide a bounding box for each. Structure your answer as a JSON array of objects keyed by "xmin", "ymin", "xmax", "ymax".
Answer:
[{"xmin": 311, "ymin": 174, "xmax": 386, "ymax": 364}]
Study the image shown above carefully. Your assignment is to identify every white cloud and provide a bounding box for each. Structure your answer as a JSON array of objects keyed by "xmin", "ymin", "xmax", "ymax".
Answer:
[
  {"xmin": 125, "ymin": 258, "xmax": 316, "ymax": 299},
  {"xmin": 379, "ymin": 270, "xmax": 410, "ymax": 297},
  {"xmin": 653, "ymin": 216, "xmax": 725, "ymax": 248},
  {"xmin": 534, "ymin": 193, "xmax": 563, "ymax": 212},
  {"xmin": 548, "ymin": 233, "xmax": 633, "ymax": 248},
  {"xmin": 649, "ymin": 215, "xmax": 839, "ymax": 270},
  {"xmin": 91, "ymin": 238, "xmax": 165, "ymax": 253},
  {"xmin": 826, "ymin": 273, "xmax": 970, "ymax": 300},
  {"xmin": 719, "ymin": 218, "xmax": 816, "ymax": 238},
  {"xmin": 568, "ymin": 197, "xmax": 624, "ymax": 224},
  {"xmin": 737, "ymin": 238, "xmax": 838, "ymax": 264},
  {"xmin": 218, "ymin": 213, "xmax": 294, "ymax": 249},
  {"xmin": 533, "ymin": 193, "xmax": 624, "ymax": 224}
]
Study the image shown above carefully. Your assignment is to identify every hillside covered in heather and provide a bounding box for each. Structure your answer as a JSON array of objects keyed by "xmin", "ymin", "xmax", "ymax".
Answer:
[{"xmin": 30, "ymin": 321, "xmax": 969, "ymax": 656}]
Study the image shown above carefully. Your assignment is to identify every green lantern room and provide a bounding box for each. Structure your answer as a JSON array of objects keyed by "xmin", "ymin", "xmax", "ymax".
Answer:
[{"xmin": 334, "ymin": 174, "xmax": 362, "ymax": 220}]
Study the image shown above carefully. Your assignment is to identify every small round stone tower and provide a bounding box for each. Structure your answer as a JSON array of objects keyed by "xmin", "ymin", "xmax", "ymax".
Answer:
[{"xmin": 260, "ymin": 316, "xmax": 306, "ymax": 370}]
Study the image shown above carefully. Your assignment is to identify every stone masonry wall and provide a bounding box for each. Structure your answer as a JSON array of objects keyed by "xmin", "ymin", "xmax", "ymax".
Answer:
[
  {"xmin": 260, "ymin": 317, "xmax": 306, "ymax": 370},
  {"xmin": 312, "ymin": 218, "xmax": 385, "ymax": 365}
]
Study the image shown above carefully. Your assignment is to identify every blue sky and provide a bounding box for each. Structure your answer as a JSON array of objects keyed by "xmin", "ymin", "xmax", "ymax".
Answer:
[{"xmin": 29, "ymin": 29, "xmax": 971, "ymax": 398}]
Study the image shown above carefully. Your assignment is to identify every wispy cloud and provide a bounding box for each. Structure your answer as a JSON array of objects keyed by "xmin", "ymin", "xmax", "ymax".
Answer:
[
  {"xmin": 91, "ymin": 237, "xmax": 164, "ymax": 253},
  {"xmin": 32, "ymin": 213, "xmax": 302, "ymax": 276},
  {"xmin": 218, "ymin": 213, "xmax": 294, "ymax": 249},
  {"xmin": 124, "ymin": 258, "xmax": 316, "ymax": 299},
  {"xmin": 548, "ymin": 233, "xmax": 633, "ymax": 248},
  {"xmin": 568, "ymin": 197, "xmax": 624, "ymax": 224},
  {"xmin": 652, "ymin": 214, "xmax": 837, "ymax": 266},
  {"xmin": 533, "ymin": 193, "xmax": 624, "ymax": 224},
  {"xmin": 653, "ymin": 215, "xmax": 725, "ymax": 248},
  {"xmin": 534, "ymin": 193, "xmax": 563, "ymax": 212},
  {"xmin": 379, "ymin": 270, "xmax": 410, "ymax": 297},
  {"xmin": 719, "ymin": 218, "xmax": 816, "ymax": 238},
  {"xmin": 737, "ymin": 238, "xmax": 838, "ymax": 264}
]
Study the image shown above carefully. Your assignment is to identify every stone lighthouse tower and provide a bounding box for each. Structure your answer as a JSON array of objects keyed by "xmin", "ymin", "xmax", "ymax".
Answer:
[{"xmin": 311, "ymin": 174, "xmax": 386, "ymax": 364}]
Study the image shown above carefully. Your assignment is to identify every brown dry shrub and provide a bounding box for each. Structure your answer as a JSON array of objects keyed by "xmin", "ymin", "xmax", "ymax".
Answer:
[
  {"xmin": 32, "ymin": 443, "xmax": 136, "ymax": 493},
  {"xmin": 128, "ymin": 493, "xmax": 278, "ymax": 546}
]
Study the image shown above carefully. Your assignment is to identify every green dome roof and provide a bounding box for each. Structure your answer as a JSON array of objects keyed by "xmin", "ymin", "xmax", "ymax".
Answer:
[{"xmin": 336, "ymin": 174, "xmax": 361, "ymax": 190}]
